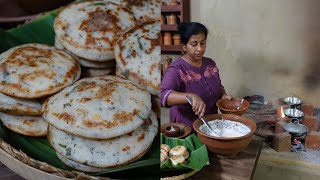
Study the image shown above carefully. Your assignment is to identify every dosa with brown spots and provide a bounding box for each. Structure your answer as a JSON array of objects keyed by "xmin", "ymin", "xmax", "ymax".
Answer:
[{"xmin": 42, "ymin": 76, "xmax": 151, "ymax": 139}]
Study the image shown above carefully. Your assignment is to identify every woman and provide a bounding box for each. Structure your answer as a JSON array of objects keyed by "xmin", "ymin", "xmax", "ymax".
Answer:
[{"xmin": 161, "ymin": 22, "xmax": 231, "ymax": 128}]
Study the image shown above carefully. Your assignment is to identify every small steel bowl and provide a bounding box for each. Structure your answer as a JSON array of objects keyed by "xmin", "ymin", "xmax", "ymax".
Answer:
[
  {"xmin": 284, "ymin": 108, "xmax": 304, "ymax": 119},
  {"xmin": 283, "ymin": 97, "xmax": 302, "ymax": 105}
]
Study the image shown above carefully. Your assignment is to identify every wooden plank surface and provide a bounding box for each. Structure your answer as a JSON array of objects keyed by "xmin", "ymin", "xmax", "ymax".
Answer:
[{"xmin": 190, "ymin": 140, "xmax": 262, "ymax": 180}]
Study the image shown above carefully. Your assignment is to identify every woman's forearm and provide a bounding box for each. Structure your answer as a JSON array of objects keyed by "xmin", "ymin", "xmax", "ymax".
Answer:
[
  {"xmin": 167, "ymin": 91, "xmax": 207, "ymax": 117},
  {"xmin": 166, "ymin": 91, "xmax": 193, "ymax": 106}
]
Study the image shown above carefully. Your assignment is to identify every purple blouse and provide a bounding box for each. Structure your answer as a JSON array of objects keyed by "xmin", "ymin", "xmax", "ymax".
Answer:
[{"xmin": 160, "ymin": 57, "xmax": 224, "ymax": 128}]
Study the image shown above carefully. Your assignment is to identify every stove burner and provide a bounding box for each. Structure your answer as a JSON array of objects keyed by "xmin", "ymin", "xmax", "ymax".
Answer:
[
  {"xmin": 291, "ymin": 139, "xmax": 306, "ymax": 152},
  {"xmin": 290, "ymin": 118, "xmax": 303, "ymax": 124}
]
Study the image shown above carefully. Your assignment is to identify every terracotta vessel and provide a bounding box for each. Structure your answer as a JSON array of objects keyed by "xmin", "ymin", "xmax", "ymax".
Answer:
[
  {"xmin": 167, "ymin": 14, "xmax": 177, "ymax": 25},
  {"xmin": 173, "ymin": 34, "xmax": 181, "ymax": 45},
  {"xmin": 169, "ymin": 0, "xmax": 179, "ymax": 6},
  {"xmin": 163, "ymin": 32, "xmax": 173, "ymax": 45},
  {"xmin": 193, "ymin": 114, "xmax": 256, "ymax": 156},
  {"xmin": 161, "ymin": 14, "xmax": 166, "ymax": 25},
  {"xmin": 164, "ymin": 125, "xmax": 181, "ymax": 137},
  {"xmin": 159, "ymin": 32, "xmax": 163, "ymax": 45},
  {"xmin": 161, "ymin": 123, "xmax": 192, "ymax": 139},
  {"xmin": 216, "ymin": 98, "xmax": 250, "ymax": 115}
]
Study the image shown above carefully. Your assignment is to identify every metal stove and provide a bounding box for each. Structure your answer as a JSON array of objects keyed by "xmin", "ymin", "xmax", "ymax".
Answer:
[{"xmin": 282, "ymin": 97, "xmax": 307, "ymax": 152}]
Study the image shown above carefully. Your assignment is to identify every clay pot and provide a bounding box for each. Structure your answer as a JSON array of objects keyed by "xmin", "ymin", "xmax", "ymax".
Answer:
[
  {"xmin": 161, "ymin": 14, "xmax": 166, "ymax": 25},
  {"xmin": 169, "ymin": 0, "xmax": 179, "ymax": 6},
  {"xmin": 161, "ymin": 123, "xmax": 192, "ymax": 139},
  {"xmin": 173, "ymin": 34, "xmax": 181, "ymax": 45},
  {"xmin": 163, "ymin": 32, "xmax": 173, "ymax": 45},
  {"xmin": 216, "ymin": 98, "xmax": 250, "ymax": 116},
  {"xmin": 167, "ymin": 14, "xmax": 177, "ymax": 25},
  {"xmin": 159, "ymin": 32, "xmax": 163, "ymax": 45},
  {"xmin": 164, "ymin": 125, "xmax": 181, "ymax": 137},
  {"xmin": 193, "ymin": 114, "xmax": 256, "ymax": 157}
]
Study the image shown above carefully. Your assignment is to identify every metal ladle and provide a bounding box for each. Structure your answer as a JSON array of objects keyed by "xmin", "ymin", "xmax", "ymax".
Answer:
[{"xmin": 186, "ymin": 95, "xmax": 213, "ymax": 132}]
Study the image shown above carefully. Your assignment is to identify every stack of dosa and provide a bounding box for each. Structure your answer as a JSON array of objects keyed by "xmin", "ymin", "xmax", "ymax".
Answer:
[
  {"xmin": 113, "ymin": 20, "xmax": 161, "ymax": 117},
  {"xmin": 54, "ymin": 1, "xmax": 137, "ymax": 77},
  {"xmin": 114, "ymin": 20, "xmax": 161, "ymax": 97},
  {"xmin": 42, "ymin": 76, "xmax": 158, "ymax": 172},
  {"xmin": 0, "ymin": 43, "xmax": 81, "ymax": 136},
  {"xmin": 103, "ymin": 0, "xmax": 160, "ymax": 24}
]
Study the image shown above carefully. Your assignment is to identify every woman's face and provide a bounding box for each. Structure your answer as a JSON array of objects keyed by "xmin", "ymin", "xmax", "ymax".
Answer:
[{"xmin": 183, "ymin": 33, "xmax": 206, "ymax": 61}]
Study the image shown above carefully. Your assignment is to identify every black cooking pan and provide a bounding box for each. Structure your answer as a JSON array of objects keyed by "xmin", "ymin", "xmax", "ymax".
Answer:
[{"xmin": 283, "ymin": 119, "xmax": 308, "ymax": 137}]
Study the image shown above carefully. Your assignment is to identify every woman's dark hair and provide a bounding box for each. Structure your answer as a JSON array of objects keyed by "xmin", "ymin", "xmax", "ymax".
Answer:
[{"xmin": 178, "ymin": 22, "xmax": 208, "ymax": 45}]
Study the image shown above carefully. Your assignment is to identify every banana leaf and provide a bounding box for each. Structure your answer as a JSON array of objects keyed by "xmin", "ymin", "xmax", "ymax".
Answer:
[
  {"xmin": 0, "ymin": 10, "xmax": 159, "ymax": 179},
  {"xmin": 0, "ymin": 121, "xmax": 160, "ymax": 178},
  {"xmin": 0, "ymin": 11, "xmax": 57, "ymax": 52},
  {"xmin": 160, "ymin": 133, "xmax": 209, "ymax": 172}
]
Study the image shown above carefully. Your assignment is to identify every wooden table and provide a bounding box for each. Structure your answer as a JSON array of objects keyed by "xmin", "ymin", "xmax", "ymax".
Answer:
[
  {"xmin": 190, "ymin": 140, "xmax": 262, "ymax": 180},
  {"xmin": 0, "ymin": 162, "xmax": 24, "ymax": 180}
]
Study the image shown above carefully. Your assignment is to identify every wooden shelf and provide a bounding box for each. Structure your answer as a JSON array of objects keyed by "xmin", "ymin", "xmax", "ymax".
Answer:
[
  {"xmin": 161, "ymin": 5, "xmax": 182, "ymax": 12},
  {"xmin": 161, "ymin": 45, "xmax": 182, "ymax": 52},
  {"xmin": 161, "ymin": 0, "xmax": 189, "ymax": 55},
  {"xmin": 161, "ymin": 24, "xmax": 178, "ymax": 31}
]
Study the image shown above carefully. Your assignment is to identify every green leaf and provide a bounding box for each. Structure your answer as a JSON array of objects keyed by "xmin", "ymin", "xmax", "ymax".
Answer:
[
  {"xmin": 90, "ymin": 2, "xmax": 106, "ymax": 6},
  {"xmin": 0, "ymin": 11, "xmax": 57, "ymax": 53},
  {"xmin": 160, "ymin": 133, "xmax": 209, "ymax": 171},
  {"xmin": 0, "ymin": 120, "xmax": 160, "ymax": 177},
  {"xmin": 0, "ymin": 120, "xmax": 9, "ymax": 140}
]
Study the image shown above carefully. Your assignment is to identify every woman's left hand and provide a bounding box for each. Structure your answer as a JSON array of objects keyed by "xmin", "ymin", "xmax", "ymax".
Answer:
[{"xmin": 221, "ymin": 94, "xmax": 232, "ymax": 100}]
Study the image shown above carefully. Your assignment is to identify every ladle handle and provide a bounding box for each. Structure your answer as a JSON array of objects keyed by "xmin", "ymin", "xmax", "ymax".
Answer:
[
  {"xmin": 186, "ymin": 95, "xmax": 193, "ymax": 105},
  {"xmin": 186, "ymin": 95, "xmax": 213, "ymax": 132}
]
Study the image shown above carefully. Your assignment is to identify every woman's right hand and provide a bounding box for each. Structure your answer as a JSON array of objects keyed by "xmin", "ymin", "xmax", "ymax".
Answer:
[{"xmin": 187, "ymin": 94, "xmax": 206, "ymax": 117}]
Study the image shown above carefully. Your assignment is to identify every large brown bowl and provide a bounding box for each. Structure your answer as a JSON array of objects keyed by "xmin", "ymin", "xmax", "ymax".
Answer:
[
  {"xmin": 216, "ymin": 98, "xmax": 250, "ymax": 115},
  {"xmin": 193, "ymin": 114, "xmax": 256, "ymax": 157}
]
